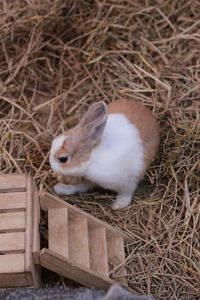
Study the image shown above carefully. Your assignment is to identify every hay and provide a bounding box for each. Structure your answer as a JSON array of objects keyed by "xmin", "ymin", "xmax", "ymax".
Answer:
[{"xmin": 0, "ymin": 0, "xmax": 199, "ymax": 298}]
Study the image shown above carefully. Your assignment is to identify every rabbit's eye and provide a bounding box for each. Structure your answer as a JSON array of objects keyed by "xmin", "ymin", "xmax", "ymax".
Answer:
[{"xmin": 58, "ymin": 156, "xmax": 69, "ymax": 163}]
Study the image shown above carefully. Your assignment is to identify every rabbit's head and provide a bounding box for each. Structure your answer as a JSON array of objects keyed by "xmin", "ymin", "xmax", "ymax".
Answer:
[{"xmin": 50, "ymin": 101, "xmax": 107, "ymax": 176}]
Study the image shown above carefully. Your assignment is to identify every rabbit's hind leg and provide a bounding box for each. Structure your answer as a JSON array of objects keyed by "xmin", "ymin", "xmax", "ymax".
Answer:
[{"xmin": 112, "ymin": 182, "xmax": 137, "ymax": 210}]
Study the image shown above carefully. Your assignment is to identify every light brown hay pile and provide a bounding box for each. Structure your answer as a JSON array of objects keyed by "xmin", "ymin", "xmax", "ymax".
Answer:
[{"xmin": 0, "ymin": 1, "xmax": 199, "ymax": 299}]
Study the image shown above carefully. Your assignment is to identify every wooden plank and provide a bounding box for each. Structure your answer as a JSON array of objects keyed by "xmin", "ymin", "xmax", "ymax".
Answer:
[
  {"xmin": 25, "ymin": 272, "xmax": 33, "ymax": 286},
  {"xmin": 68, "ymin": 217, "xmax": 90, "ymax": 268},
  {"xmin": 0, "ymin": 211, "xmax": 25, "ymax": 231},
  {"xmin": 29, "ymin": 183, "xmax": 41, "ymax": 288},
  {"xmin": 24, "ymin": 174, "xmax": 32, "ymax": 273},
  {"xmin": 39, "ymin": 248, "xmax": 117, "ymax": 290},
  {"xmin": 0, "ymin": 232, "xmax": 25, "ymax": 251},
  {"xmin": 48, "ymin": 208, "xmax": 69, "ymax": 258},
  {"xmin": 40, "ymin": 192, "xmax": 130, "ymax": 241},
  {"xmin": 0, "ymin": 253, "xmax": 25, "ymax": 273},
  {"xmin": 107, "ymin": 236, "xmax": 127, "ymax": 284},
  {"xmin": 0, "ymin": 273, "xmax": 28, "ymax": 288},
  {"xmin": 88, "ymin": 227, "xmax": 109, "ymax": 277},
  {"xmin": 0, "ymin": 192, "xmax": 26, "ymax": 210},
  {"xmin": 25, "ymin": 180, "xmax": 41, "ymax": 288},
  {"xmin": 32, "ymin": 190, "xmax": 41, "ymax": 264},
  {"xmin": 40, "ymin": 193, "xmax": 66, "ymax": 210},
  {"xmin": 0, "ymin": 174, "xmax": 26, "ymax": 192}
]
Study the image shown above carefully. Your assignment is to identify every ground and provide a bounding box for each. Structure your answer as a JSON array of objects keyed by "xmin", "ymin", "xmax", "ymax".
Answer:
[{"xmin": 0, "ymin": 1, "xmax": 199, "ymax": 299}]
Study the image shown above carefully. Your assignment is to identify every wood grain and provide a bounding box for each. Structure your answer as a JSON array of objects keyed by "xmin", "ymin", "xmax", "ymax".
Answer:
[
  {"xmin": 0, "ymin": 212, "xmax": 25, "ymax": 231},
  {"xmin": 0, "ymin": 273, "xmax": 28, "ymax": 288},
  {"xmin": 24, "ymin": 174, "xmax": 32, "ymax": 273},
  {"xmin": 39, "ymin": 248, "xmax": 116, "ymax": 289},
  {"xmin": 0, "ymin": 192, "xmax": 26, "ymax": 210},
  {"xmin": 41, "ymin": 192, "xmax": 130, "ymax": 240},
  {"xmin": 32, "ymin": 189, "xmax": 41, "ymax": 264},
  {"xmin": 0, "ymin": 174, "xmax": 41, "ymax": 288},
  {"xmin": 0, "ymin": 174, "xmax": 26, "ymax": 192},
  {"xmin": 88, "ymin": 227, "xmax": 109, "ymax": 277},
  {"xmin": 107, "ymin": 236, "xmax": 127, "ymax": 284},
  {"xmin": 40, "ymin": 192, "xmax": 133, "ymax": 290},
  {"xmin": 25, "ymin": 176, "xmax": 41, "ymax": 288},
  {"xmin": 31, "ymin": 187, "xmax": 41, "ymax": 288},
  {"xmin": 68, "ymin": 217, "xmax": 90, "ymax": 268},
  {"xmin": 48, "ymin": 207, "xmax": 69, "ymax": 258},
  {"xmin": 0, "ymin": 253, "xmax": 25, "ymax": 273},
  {"xmin": 0, "ymin": 232, "xmax": 25, "ymax": 251}
]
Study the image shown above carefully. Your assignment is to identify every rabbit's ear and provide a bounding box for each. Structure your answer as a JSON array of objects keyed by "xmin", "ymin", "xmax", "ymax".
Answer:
[
  {"xmin": 79, "ymin": 101, "xmax": 107, "ymax": 128},
  {"xmin": 78, "ymin": 102, "xmax": 107, "ymax": 149}
]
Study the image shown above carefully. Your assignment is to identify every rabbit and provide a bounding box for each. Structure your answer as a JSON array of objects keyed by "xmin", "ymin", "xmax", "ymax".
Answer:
[
  {"xmin": 50, "ymin": 99, "xmax": 160, "ymax": 209},
  {"xmin": 0, "ymin": 284, "xmax": 156, "ymax": 299}
]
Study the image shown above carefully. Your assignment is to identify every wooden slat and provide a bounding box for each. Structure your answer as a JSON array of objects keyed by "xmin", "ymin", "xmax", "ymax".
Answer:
[
  {"xmin": 25, "ymin": 174, "xmax": 32, "ymax": 274},
  {"xmin": 26, "ymin": 272, "xmax": 33, "ymax": 286},
  {"xmin": 31, "ymin": 188, "xmax": 41, "ymax": 288},
  {"xmin": 0, "ymin": 174, "xmax": 41, "ymax": 289},
  {"xmin": 0, "ymin": 174, "xmax": 26, "ymax": 192},
  {"xmin": 0, "ymin": 253, "xmax": 25, "ymax": 273},
  {"xmin": 0, "ymin": 232, "xmax": 25, "ymax": 251},
  {"xmin": 39, "ymin": 248, "xmax": 118, "ymax": 290},
  {"xmin": 68, "ymin": 217, "xmax": 90, "ymax": 268},
  {"xmin": 107, "ymin": 236, "xmax": 127, "ymax": 284},
  {"xmin": 40, "ymin": 192, "xmax": 130, "ymax": 241},
  {"xmin": 23, "ymin": 176, "xmax": 41, "ymax": 288},
  {"xmin": 0, "ymin": 192, "xmax": 26, "ymax": 210},
  {"xmin": 48, "ymin": 208, "xmax": 69, "ymax": 258},
  {"xmin": 40, "ymin": 193, "xmax": 66, "ymax": 210},
  {"xmin": 26, "ymin": 179, "xmax": 41, "ymax": 288},
  {"xmin": 89, "ymin": 227, "xmax": 109, "ymax": 277},
  {"xmin": 0, "ymin": 273, "xmax": 28, "ymax": 288},
  {"xmin": 33, "ymin": 190, "xmax": 41, "ymax": 263},
  {"xmin": 0, "ymin": 212, "xmax": 25, "ymax": 231}
]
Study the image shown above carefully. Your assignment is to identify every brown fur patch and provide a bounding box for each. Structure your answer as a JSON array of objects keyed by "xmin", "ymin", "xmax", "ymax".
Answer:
[
  {"xmin": 57, "ymin": 174, "xmax": 83, "ymax": 185},
  {"xmin": 108, "ymin": 99, "xmax": 160, "ymax": 178},
  {"xmin": 55, "ymin": 127, "xmax": 92, "ymax": 171}
]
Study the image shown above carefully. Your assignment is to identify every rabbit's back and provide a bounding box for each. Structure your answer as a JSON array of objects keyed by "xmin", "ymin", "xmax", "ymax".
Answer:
[
  {"xmin": 107, "ymin": 99, "xmax": 160, "ymax": 172},
  {"xmin": 107, "ymin": 99, "xmax": 159, "ymax": 143}
]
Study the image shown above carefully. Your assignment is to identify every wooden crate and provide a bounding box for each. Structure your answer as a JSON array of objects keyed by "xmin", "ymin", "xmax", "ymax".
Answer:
[
  {"xmin": 39, "ymin": 192, "xmax": 131, "ymax": 290},
  {"xmin": 0, "ymin": 174, "xmax": 40, "ymax": 288}
]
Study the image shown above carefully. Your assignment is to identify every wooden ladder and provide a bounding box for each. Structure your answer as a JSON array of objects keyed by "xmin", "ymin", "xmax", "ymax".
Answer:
[{"xmin": 39, "ymin": 192, "xmax": 130, "ymax": 290}]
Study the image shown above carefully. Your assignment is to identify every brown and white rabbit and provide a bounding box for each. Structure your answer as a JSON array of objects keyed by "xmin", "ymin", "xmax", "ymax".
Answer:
[{"xmin": 50, "ymin": 99, "xmax": 160, "ymax": 209}]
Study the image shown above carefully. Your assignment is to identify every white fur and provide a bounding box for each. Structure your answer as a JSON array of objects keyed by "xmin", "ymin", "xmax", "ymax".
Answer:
[
  {"xmin": 50, "ymin": 135, "xmax": 67, "ymax": 174},
  {"xmin": 50, "ymin": 113, "xmax": 144, "ymax": 209},
  {"xmin": 54, "ymin": 182, "xmax": 93, "ymax": 195},
  {"xmin": 85, "ymin": 113, "xmax": 144, "ymax": 208},
  {"xmin": 85, "ymin": 114, "xmax": 144, "ymax": 191},
  {"xmin": 50, "ymin": 135, "xmax": 89, "ymax": 177}
]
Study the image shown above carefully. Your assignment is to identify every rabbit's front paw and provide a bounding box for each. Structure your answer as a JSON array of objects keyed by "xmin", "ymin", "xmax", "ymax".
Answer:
[{"xmin": 54, "ymin": 183, "xmax": 77, "ymax": 195}]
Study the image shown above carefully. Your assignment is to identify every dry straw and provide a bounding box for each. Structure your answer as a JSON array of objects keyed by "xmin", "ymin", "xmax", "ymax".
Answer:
[{"xmin": 0, "ymin": 0, "xmax": 199, "ymax": 299}]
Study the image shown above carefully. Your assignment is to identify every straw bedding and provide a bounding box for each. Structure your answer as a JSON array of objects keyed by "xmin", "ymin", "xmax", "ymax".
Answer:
[{"xmin": 0, "ymin": 1, "xmax": 199, "ymax": 299}]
